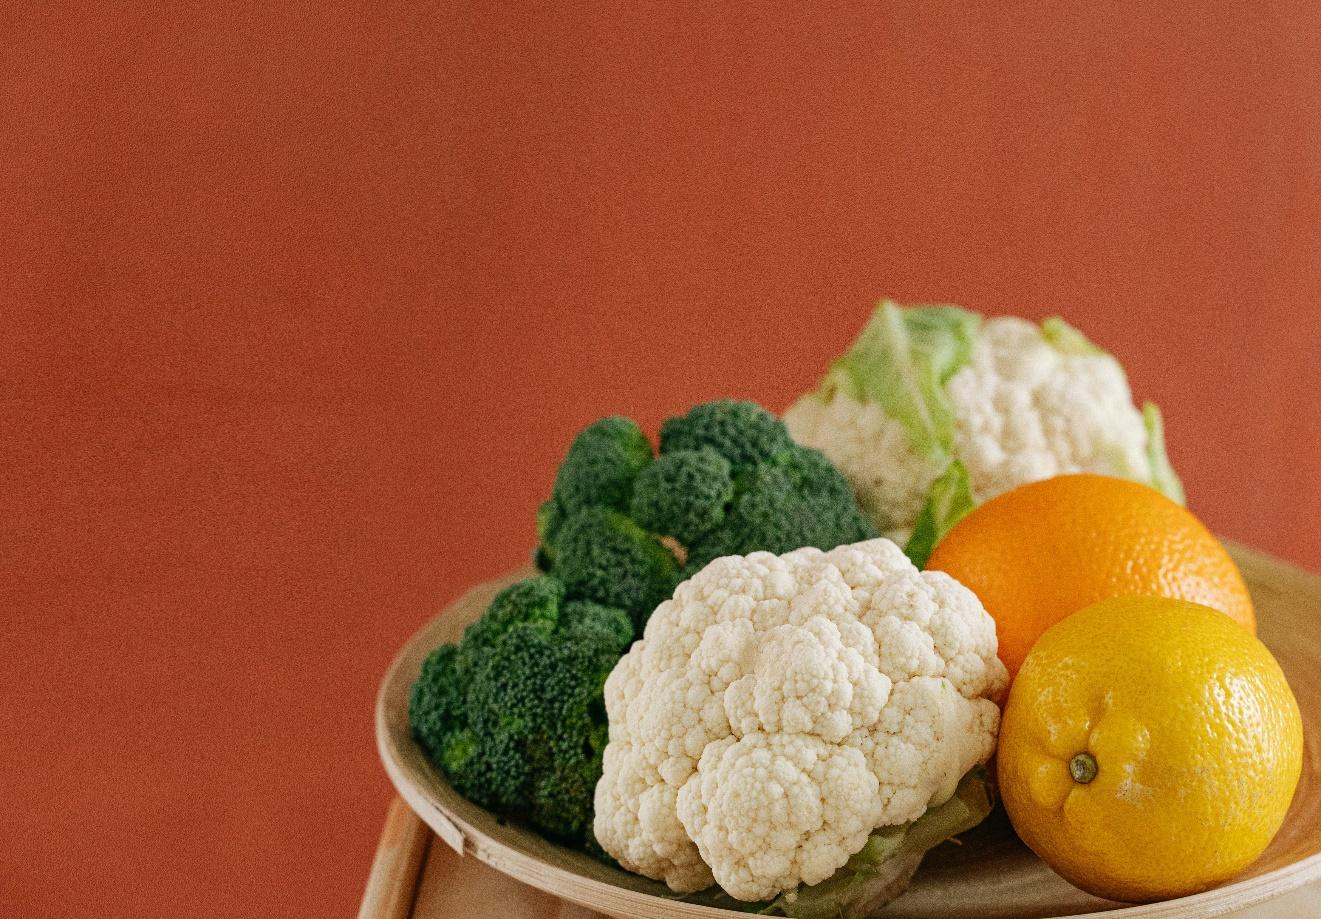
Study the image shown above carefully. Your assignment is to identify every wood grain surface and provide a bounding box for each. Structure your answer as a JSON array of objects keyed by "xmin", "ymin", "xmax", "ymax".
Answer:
[{"xmin": 373, "ymin": 544, "xmax": 1321, "ymax": 919}]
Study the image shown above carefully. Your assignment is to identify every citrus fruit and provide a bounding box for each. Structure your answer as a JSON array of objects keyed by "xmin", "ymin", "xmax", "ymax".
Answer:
[
  {"xmin": 998, "ymin": 596, "xmax": 1303, "ymax": 902},
  {"xmin": 926, "ymin": 473, "xmax": 1254, "ymax": 678}
]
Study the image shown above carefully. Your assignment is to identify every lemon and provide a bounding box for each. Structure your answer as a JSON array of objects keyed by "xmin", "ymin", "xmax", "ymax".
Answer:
[{"xmin": 997, "ymin": 596, "xmax": 1302, "ymax": 902}]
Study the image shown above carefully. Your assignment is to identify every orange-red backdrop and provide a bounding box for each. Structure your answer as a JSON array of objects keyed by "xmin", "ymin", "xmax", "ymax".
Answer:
[{"xmin": 6, "ymin": 4, "xmax": 1320, "ymax": 918}]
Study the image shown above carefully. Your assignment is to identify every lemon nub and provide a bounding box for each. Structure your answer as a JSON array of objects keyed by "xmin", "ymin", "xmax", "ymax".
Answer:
[{"xmin": 1069, "ymin": 752, "xmax": 1098, "ymax": 784}]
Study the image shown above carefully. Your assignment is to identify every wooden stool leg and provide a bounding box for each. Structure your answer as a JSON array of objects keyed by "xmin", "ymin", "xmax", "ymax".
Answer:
[{"xmin": 359, "ymin": 798, "xmax": 431, "ymax": 919}]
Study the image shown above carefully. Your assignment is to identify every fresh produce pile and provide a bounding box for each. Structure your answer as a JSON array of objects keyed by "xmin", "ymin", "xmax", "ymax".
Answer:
[
  {"xmin": 410, "ymin": 302, "xmax": 1303, "ymax": 915},
  {"xmin": 412, "ymin": 401, "xmax": 877, "ymax": 848}
]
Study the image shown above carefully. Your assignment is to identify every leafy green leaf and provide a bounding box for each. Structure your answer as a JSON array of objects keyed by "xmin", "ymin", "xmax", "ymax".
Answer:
[
  {"xmin": 822, "ymin": 302, "xmax": 980, "ymax": 462},
  {"xmin": 904, "ymin": 461, "xmax": 975, "ymax": 568},
  {"xmin": 1041, "ymin": 315, "xmax": 1106, "ymax": 356},
  {"xmin": 1143, "ymin": 402, "xmax": 1185, "ymax": 505}
]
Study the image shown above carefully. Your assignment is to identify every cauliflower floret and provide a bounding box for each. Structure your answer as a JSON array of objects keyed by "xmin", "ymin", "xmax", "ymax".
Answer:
[
  {"xmin": 848, "ymin": 677, "xmax": 999, "ymax": 821},
  {"xmin": 948, "ymin": 318, "xmax": 1150, "ymax": 501},
  {"xmin": 724, "ymin": 616, "xmax": 891, "ymax": 743},
  {"xmin": 592, "ymin": 539, "xmax": 1007, "ymax": 900},
  {"xmin": 785, "ymin": 315, "xmax": 1158, "ymax": 538},
  {"xmin": 676, "ymin": 733, "xmax": 882, "ymax": 901},
  {"xmin": 594, "ymin": 741, "xmax": 715, "ymax": 892}
]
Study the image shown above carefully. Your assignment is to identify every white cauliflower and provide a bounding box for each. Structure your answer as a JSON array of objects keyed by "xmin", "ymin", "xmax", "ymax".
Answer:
[
  {"xmin": 784, "ymin": 304, "xmax": 1184, "ymax": 559},
  {"xmin": 592, "ymin": 538, "xmax": 1006, "ymax": 903}
]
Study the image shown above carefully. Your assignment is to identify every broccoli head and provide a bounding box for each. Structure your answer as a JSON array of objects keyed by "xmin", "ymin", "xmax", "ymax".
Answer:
[
  {"xmin": 538, "ymin": 416, "xmax": 654, "ymax": 562},
  {"xmin": 553, "ymin": 507, "xmax": 681, "ymax": 631},
  {"xmin": 630, "ymin": 448, "xmax": 734, "ymax": 546},
  {"xmin": 659, "ymin": 398, "xmax": 791, "ymax": 467},
  {"xmin": 410, "ymin": 575, "xmax": 633, "ymax": 843},
  {"xmin": 683, "ymin": 444, "xmax": 878, "ymax": 574},
  {"xmin": 537, "ymin": 399, "xmax": 877, "ymax": 627}
]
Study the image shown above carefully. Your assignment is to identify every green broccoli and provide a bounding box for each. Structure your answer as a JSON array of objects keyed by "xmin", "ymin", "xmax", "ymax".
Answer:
[
  {"xmin": 538, "ymin": 399, "xmax": 878, "ymax": 624},
  {"xmin": 629, "ymin": 448, "xmax": 734, "ymax": 546},
  {"xmin": 552, "ymin": 507, "xmax": 681, "ymax": 631},
  {"xmin": 683, "ymin": 444, "xmax": 878, "ymax": 575},
  {"xmin": 537, "ymin": 416, "xmax": 653, "ymax": 563},
  {"xmin": 659, "ymin": 398, "xmax": 791, "ymax": 467},
  {"xmin": 410, "ymin": 575, "xmax": 632, "ymax": 843}
]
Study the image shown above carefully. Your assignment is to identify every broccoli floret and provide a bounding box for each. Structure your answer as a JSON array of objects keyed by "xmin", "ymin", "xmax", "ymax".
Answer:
[
  {"xmin": 629, "ymin": 448, "xmax": 734, "ymax": 547},
  {"xmin": 409, "ymin": 575, "xmax": 633, "ymax": 843},
  {"xmin": 553, "ymin": 506, "xmax": 680, "ymax": 629},
  {"xmin": 537, "ymin": 400, "xmax": 876, "ymax": 627},
  {"xmin": 555, "ymin": 416, "xmax": 654, "ymax": 510},
  {"xmin": 560, "ymin": 597, "xmax": 636, "ymax": 650},
  {"xmin": 684, "ymin": 444, "xmax": 878, "ymax": 575},
  {"xmin": 410, "ymin": 644, "xmax": 468, "ymax": 763},
  {"xmin": 659, "ymin": 399, "xmax": 790, "ymax": 467},
  {"xmin": 538, "ymin": 417, "xmax": 654, "ymax": 566},
  {"xmin": 460, "ymin": 574, "xmax": 561, "ymax": 650}
]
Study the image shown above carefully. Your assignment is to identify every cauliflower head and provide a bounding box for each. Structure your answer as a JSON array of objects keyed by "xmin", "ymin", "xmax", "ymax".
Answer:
[
  {"xmin": 784, "ymin": 304, "xmax": 1184, "ymax": 563},
  {"xmin": 592, "ymin": 538, "xmax": 1006, "ymax": 902}
]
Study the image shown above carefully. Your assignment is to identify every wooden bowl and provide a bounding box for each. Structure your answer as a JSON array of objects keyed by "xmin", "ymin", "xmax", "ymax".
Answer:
[{"xmin": 377, "ymin": 545, "xmax": 1321, "ymax": 919}]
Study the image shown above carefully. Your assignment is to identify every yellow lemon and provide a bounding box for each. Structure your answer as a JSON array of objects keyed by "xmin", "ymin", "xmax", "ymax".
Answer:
[{"xmin": 998, "ymin": 596, "xmax": 1303, "ymax": 902}]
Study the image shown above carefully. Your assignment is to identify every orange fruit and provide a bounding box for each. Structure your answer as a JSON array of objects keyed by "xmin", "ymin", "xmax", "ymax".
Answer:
[
  {"xmin": 998, "ymin": 596, "xmax": 1302, "ymax": 901},
  {"xmin": 926, "ymin": 474, "xmax": 1253, "ymax": 678}
]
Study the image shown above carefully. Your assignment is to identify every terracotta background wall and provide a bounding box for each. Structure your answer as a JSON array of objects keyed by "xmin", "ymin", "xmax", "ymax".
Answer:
[{"xmin": 7, "ymin": 3, "xmax": 1320, "ymax": 917}]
